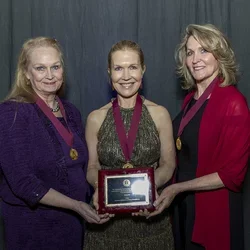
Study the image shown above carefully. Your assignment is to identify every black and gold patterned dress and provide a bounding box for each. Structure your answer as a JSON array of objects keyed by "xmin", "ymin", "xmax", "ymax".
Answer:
[{"xmin": 84, "ymin": 102, "xmax": 174, "ymax": 250}]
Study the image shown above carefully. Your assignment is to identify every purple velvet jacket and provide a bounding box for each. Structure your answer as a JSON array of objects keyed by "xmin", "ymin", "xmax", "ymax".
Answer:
[{"xmin": 0, "ymin": 99, "xmax": 88, "ymax": 207}]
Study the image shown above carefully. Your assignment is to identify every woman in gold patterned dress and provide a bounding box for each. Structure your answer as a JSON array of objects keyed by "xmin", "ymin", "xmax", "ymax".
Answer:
[{"xmin": 84, "ymin": 40, "xmax": 175, "ymax": 250}]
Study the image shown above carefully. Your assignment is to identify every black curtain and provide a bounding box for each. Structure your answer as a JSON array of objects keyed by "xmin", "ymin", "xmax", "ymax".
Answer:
[{"xmin": 0, "ymin": 1, "xmax": 250, "ymax": 249}]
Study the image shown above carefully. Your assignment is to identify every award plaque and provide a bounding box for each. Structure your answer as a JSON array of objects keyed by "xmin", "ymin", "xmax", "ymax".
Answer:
[{"xmin": 98, "ymin": 167, "xmax": 155, "ymax": 214}]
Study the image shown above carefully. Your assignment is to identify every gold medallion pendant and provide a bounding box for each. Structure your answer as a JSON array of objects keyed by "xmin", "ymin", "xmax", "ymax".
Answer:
[
  {"xmin": 70, "ymin": 148, "xmax": 78, "ymax": 160},
  {"xmin": 122, "ymin": 162, "xmax": 134, "ymax": 169},
  {"xmin": 176, "ymin": 137, "xmax": 182, "ymax": 151}
]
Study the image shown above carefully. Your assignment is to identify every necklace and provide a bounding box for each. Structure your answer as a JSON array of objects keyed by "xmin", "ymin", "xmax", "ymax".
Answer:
[
  {"xmin": 36, "ymin": 96, "xmax": 78, "ymax": 160},
  {"xmin": 51, "ymin": 99, "xmax": 60, "ymax": 112}
]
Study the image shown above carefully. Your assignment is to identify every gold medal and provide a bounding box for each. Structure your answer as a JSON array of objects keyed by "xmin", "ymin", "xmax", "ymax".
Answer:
[
  {"xmin": 122, "ymin": 162, "xmax": 134, "ymax": 169},
  {"xmin": 70, "ymin": 148, "xmax": 78, "ymax": 160},
  {"xmin": 176, "ymin": 137, "xmax": 182, "ymax": 150}
]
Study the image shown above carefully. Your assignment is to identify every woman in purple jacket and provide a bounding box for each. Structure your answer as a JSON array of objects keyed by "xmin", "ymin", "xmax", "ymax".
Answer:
[{"xmin": 0, "ymin": 37, "xmax": 109, "ymax": 250}]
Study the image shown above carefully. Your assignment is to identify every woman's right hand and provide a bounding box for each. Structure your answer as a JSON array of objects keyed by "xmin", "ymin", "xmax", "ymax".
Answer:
[
  {"xmin": 147, "ymin": 184, "xmax": 178, "ymax": 219},
  {"xmin": 74, "ymin": 200, "xmax": 110, "ymax": 224}
]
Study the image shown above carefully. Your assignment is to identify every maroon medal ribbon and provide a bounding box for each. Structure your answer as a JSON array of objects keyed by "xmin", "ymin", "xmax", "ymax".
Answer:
[
  {"xmin": 176, "ymin": 76, "xmax": 219, "ymax": 150},
  {"xmin": 36, "ymin": 96, "xmax": 78, "ymax": 160},
  {"xmin": 112, "ymin": 95, "xmax": 143, "ymax": 168}
]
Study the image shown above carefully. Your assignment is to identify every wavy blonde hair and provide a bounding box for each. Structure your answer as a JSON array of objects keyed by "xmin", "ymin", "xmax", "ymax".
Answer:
[
  {"xmin": 175, "ymin": 24, "xmax": 238, "ymax": 90},
  {"xmin": 6, "ymin": 37, "xmax": 65, "ymax": 102}
]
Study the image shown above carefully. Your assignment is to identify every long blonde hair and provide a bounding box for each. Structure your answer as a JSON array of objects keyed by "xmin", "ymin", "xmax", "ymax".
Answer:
[
  {"xmin": 6, "ymin": 37, "xmax": 65, "ymax": 102},
  {"xmin": 175, "ymin": 24, "xmax": 238, "ymax": 90}
]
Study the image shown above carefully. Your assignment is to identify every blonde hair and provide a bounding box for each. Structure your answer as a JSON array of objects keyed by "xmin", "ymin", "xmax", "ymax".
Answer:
[
  {"xmin": 108, "ymin": 40, "xmax": 145, "ymax": 71},
  {"xmin": 175, "ymin": 24, "xmax": 238, "ymax": 90},
  {"xmin": 6, "ymin": 37, "xmax": 65, "ymax": 102}
]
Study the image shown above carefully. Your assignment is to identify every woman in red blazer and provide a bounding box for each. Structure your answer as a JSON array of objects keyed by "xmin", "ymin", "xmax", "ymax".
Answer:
[{"xmin": 148, "ymin": 24, "xmax": 249, "ymax": 250}]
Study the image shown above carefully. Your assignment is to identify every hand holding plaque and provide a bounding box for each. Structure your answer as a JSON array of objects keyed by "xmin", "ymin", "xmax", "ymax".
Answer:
[{"xmin": 98, "ymin": 167, "xmax": 156, "ymax": 214}]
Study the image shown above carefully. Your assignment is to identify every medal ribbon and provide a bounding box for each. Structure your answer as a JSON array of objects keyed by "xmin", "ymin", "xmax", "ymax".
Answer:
[
  {"xmin": 36, "ymin": 96, "xmax": 73, "ymax": 147},
  {"xmin": 112, "ymin": 95, "xmax": 143, "ymax": 162},
  {"xmin": 177, "ymin": 76, "xmax": 219, "ymax": 137}
]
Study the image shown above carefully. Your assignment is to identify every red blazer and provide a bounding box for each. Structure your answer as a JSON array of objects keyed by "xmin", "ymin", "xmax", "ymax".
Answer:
[{"xmin": 181, "ymin": 80, "xmax": 249, "ymax": 250}]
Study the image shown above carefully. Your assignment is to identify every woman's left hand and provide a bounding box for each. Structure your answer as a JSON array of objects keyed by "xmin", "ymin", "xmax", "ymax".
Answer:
[{"xmin": 147, "ymin": 184, "xmax": 178, "ymax": 219}]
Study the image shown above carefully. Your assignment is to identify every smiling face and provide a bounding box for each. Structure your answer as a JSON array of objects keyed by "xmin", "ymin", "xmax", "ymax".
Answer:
[
  {"xmin": 186, "ymin": 36, "xmax": 219, "ymax": 85},
  {"xmin": 109, "ymin": 49, "xmax": 145, "ymax": 98},
  {"xmin": 25, "ymin": 46, "xmax": 63, "ymax": 98}
]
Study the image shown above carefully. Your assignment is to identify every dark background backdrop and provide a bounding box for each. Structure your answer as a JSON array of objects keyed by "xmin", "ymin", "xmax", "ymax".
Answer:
[{"xmin": 0, "ymin": 1, "xmax": 249, "ymax": 249}]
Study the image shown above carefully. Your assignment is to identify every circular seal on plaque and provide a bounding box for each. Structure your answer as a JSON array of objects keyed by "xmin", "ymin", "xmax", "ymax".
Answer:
[{"xmin": 123, "ymin": 179, "xmax": 131, "ymax": 187}]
